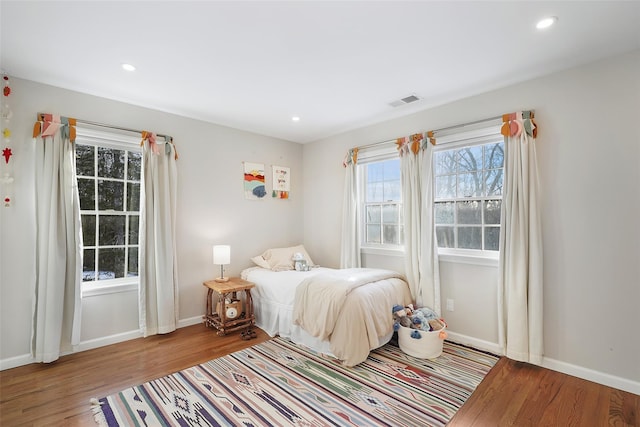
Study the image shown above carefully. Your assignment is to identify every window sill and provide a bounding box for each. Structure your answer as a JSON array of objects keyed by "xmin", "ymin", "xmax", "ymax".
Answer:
[
  {"xmin": 438, "ymin": 250, "xmax": 499, "ymax": 267},
  {"xmin": 360, "ymin": 246, "xmax": 405, "ymax": 257},
  {"xmin": 82, "ymin": 280, "xmax": 139, "ymax": 298}
]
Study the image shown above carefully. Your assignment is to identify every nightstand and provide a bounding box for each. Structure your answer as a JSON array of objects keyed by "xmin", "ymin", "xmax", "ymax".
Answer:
[{"xmin": 203, "ymin": 277, "xmax": 255, "ymax": 337}]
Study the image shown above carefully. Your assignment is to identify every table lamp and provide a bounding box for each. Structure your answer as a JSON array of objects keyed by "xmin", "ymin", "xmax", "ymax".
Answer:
[{"xmin": 213, "ymin": 245, "xmax": 230, "ymax": 282}]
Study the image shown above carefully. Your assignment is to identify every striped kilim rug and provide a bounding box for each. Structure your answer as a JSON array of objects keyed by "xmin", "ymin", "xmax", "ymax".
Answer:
[{"xmin": 93, "ymin": 338, "xmax": 498, "ymax": 426}]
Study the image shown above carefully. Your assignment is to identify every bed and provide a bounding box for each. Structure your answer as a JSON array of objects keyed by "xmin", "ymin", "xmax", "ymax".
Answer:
[{"xmin": 241, "ymin": 249, "xmax": 413, "ymax": 366}]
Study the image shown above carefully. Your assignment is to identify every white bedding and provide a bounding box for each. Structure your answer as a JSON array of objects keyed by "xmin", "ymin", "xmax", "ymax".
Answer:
[
  {"xmin": 241, "ymin": 266, "xmax": 413, "ymax": 365},
  {"xmin": 241, "ymin": 267, "xmax": 337, "ymax": 355}
]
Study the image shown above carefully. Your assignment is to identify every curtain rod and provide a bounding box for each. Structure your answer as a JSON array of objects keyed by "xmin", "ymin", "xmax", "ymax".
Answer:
[
  {"xmin": 36, "ymin": 113, "xmax": 172, "ymax": 141},
  {"xmin": 354, "ymin": 114, "xmax": 504, "ymax": 151}
]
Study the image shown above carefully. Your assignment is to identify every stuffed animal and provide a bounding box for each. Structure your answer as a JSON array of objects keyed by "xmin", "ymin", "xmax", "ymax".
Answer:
[
  {"xmin": 392, "ymin": 304, "xmax": 412, "ymax": 330},
  {"xmin": 392, "ymin": 304, "xmax": 445, "ymax": 333}
]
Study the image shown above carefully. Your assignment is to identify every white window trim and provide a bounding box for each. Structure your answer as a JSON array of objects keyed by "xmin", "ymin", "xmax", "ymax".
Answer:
[
  {"xmin": 360, "ymin": 245, "xmax": 405, "ymax": 257},
  {"xmin": 76, "ymin": 125, "xmax": 142, "ymax": 296},
  {"xmin": 82, "ymin": 278, "xmax": 139, "ymax": 297},
  {"xmin": 438, "ymin": 248, "xmax": 499, "ymax": 267},
  {"xmin": 433, "ymin": 123, "xmax": 503, "ymax": 261}
]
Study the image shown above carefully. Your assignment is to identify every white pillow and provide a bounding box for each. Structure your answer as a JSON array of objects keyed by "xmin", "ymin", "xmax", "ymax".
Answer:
[
  {"xmin": 250, "ymin": 255, "xmax": 271, "ymax": 269},
  {"xmin": 258, "ymin": 244, "xmax": 315, "ymax": 271}
]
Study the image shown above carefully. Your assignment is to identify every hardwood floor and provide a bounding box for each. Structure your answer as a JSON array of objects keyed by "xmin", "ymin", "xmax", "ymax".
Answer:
[
  {"xmin": 0, "ymin": 324, "xmax": 270, "ymax": 426},
  {"xmin": 449, "ymin": 357, "xmax": 639, "ymax": 427},
  {"xmin": 1, "ymin": 324, "xmax": 638, "ymax": 426}
]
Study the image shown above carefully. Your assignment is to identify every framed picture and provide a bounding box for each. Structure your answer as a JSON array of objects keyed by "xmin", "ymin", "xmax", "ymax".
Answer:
[
  {"xmin": 243, "ymin": 162, "xmax": 266, "ymax": 199},
  {"xmin": 272, "ymin": 165, "xmax": 290, "ymax": 199}
]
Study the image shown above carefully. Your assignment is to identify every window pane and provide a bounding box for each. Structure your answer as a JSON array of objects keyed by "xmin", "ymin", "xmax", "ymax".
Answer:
[
  {"xmin": 435, "ymin": 175, "xmax": 456, "ymax": 199},
  {"xmin": 383, "ymin": 180, "xmax": 401, "ymax": 201},
  {"xmin": 433, "ymin": 139, "xmax": 502, "ymax": 252},
  {"xmin": 383, "ymin": 225, "xmax": 399, "ymax": 244},
  {"xmin": 127, "ymin": 151, "xmax": 142, "ymax": 181},
  {"xmin": 382, "ymin": 204, "xmax": 398, "ymax": 224},
  {"xmin": 366, "ymin": 205, "xmax": 381, "ymax": 223},
  {"xmin": 457, "ymin": 200, "xmax": 481, "ymax": 224},
  {"xmin": 82, "ymin": 249, "xmax": 95, "ymax": 282},
  {"xmin": 128, "ymin": 215, "xmax": 139, "ymax": 245},
  {"xmin": 127, "ymin": 182, "xmax": 140, "ymax": 212},
  {"xmin": 78, "ymin": 178, "xmax": 95, "ymax": 210},
  {"xmin": 484, "ymin": 226, "xmax": 500, "ymax": 251},
  {"xmin": 98, "ymin": 180, "xmax": 124, "ymax": 211},
  {"xmin": 457, "ymin": 172, "xmax": 482, "ymax": 198},
  {"xmin": 366, "ymin": 225, "xmax": 381, "ymax": 243},
  {"xmin": 362, "ymin": 159, "xmax": 402, "ymax": 247},
  {"xmin": 484, "ymin": 200, "xmax": 502, "ymax": 225},
  {"xmin": 76, "ymin": 145, "xmax": 95, "ymax": 177},
  {"xmin": 435, "ymin": 202, "xmax": 454, "ymax": 224},
  {"xmin": 97, "ymin": 248, "xmax": 125, "ymax": 280},
  {"xmin": 436, "ymin": 226, "xmax": 454, "ymax": 248},
  {"xmin": 99, "ymin": 215, "xmax": 126, "ymax": 245},
  {"xmin": 434, "ymin": 150, "xmax": 456, "ymax": 175},
  {"xmin": 98, "ymin": 147, "xmax": 125, "ymax": 179},
  {"xmin": 128, "ymin": 247, "xmax": 139, "ymax": 277},
  {"xmin": 366, "ymin": 162, "xmax": 384, "ymax": 183},
  {"xmin": 484, "ymin": 142, "xmax": 504, "ymax": 170},
  {"xmin": 384, "ymin": 159, "xmax": 400, "ymax": 178},
  {"xmin": 457, "ymin": 146, "xmax": 483, "ymax": 172},
  {"xmin": 82, "ymin": 215, "xmax": 96, "ymax": 246},
  {"xmin": 366, "ymin": 182, "xmax": 383, "ymax": 203},
  {"xmin": 484, "ymin": 169, "xmax": 503, "ymax": 196},
  {"xmin": 458, "ymin": 226, "xmax": 482, "ymax": 249}
]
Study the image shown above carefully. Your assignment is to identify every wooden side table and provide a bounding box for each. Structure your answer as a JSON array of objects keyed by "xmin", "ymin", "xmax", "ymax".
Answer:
[{"xmin": 203, "ymin": 277, "xmax": 255, "ymax": 337}]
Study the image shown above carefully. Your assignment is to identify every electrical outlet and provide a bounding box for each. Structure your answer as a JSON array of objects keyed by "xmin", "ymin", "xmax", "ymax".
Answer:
[{"xmin": 446, "ymin": 298, "xmax": 454, "ymax": 311}]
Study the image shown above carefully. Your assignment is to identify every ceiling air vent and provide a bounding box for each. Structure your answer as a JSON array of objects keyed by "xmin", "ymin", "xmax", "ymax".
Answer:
[{"xmin": 389, "ymin": 94, "xmax": 421, "ymax": 107}]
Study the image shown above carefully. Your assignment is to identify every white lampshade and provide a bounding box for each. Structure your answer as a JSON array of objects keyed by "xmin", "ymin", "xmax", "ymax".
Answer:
[{"xmin": 213, "ymin": 245, "xmax": 230, "ymax": 265}]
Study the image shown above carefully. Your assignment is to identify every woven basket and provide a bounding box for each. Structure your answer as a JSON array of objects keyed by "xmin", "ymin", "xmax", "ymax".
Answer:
[{"xmin": 397, "ymin": 321, "xmax": 447, "ymax": 359}]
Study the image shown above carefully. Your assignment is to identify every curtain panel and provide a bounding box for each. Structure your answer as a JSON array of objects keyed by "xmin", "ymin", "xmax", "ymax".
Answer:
[
  {"xmin": 340, "ymin": 148, "xmax": 361, "ymax": 268},
  {"xmin": 398, "ymin": 134, "xmax": 441, "ymax": 313},
  {"xmin": 139, "ymin": 134, "xmax": 179, "ymax": 336},
  {"xmin": 498, "ymin": 112, "xmax": 543, "ymax": 364},
  {"xmin": 32, "ymin": 118, "xmax": 82, "ymax": 362}
]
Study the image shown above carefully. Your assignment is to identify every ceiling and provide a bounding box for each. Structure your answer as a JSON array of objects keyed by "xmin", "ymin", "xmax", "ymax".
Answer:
[{"xmin": 2, "ymin": 1, "xmax": 639, "ymax": 143}]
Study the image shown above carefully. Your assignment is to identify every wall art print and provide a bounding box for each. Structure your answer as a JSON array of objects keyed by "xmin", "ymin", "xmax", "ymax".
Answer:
[
  {"xmin": 243, "ymin": 162, "xmax": 266, "ymax": 200},
  {"xmin": 272, "ymin": 165, "xmax": 290, "ymax": 199}
]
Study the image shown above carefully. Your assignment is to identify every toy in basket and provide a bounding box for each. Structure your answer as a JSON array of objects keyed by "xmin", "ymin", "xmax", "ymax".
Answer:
[{"xmin": 393, "ymin": 304, "xmax": 447, "ymax": 359}]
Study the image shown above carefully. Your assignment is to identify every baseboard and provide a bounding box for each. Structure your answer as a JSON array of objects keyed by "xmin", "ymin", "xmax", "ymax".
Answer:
[
  {"xmin": 75, "ymin": 329, "xmax": 144, "ymax": 353},
  {"xmin": 1, "ymin": 316, "xmax": 206, "ymax": 371},
  {"xmin": 0, "ymin": 353, "xmax": 34, "ymax": 371},
  {"xmin": 445, "ymin": 331, "xmax": 503, "ymax": 356},
  {"xmin": 178, "ymin": 315, "xmax": 204, "ymax": 328},
  {"xmin": 542, "ymin": 357, "xmax": 640, "ymax": 396},
  {"xmin": 445, "ymin": 331, "xmax": 640, "ymax": 395}
]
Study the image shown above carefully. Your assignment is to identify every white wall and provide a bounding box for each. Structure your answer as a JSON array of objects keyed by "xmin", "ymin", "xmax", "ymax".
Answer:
[
  {"xmin": 0, "ymin": 78, "xmax": 304, "ymax": 364},
  {"xmin": 303, "ymin": 50, "xmax": 640, "ymax": 391}
]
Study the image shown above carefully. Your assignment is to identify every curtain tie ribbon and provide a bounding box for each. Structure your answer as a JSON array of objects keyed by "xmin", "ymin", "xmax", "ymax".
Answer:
[{"xmin": 141, "ymin": 131, "xmax": 159, "ymax": 154}]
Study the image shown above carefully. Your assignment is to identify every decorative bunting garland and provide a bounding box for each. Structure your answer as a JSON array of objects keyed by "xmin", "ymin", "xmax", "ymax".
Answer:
[
  {"xmin": 501, "ymin": 110, "xmax": 537, "ymax": 138},
  {"xmin": 1, "ymin": 73, "xmax": 13, "ymax": 207}
]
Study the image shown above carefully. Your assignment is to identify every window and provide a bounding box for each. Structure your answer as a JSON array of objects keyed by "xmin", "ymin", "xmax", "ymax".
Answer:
[
  {"xmin": 75, "ymin": 128, "xmax": 142, "ymax": 292},
  {"xmin": 362, "ymin": 158, "xmax": 403, "ymax": 247},
  {"xmin": 433, "ymin": 137, "xmax": 504, "ymax": 252}
]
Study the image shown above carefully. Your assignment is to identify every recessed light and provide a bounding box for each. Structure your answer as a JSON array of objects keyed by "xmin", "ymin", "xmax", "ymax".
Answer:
[
  {"xmin": 291, "ymin": 116, "xmax": 300, "ymax": 122},
  {"xmin": 536, "ymin": 16, "xmax": 558, "ymax": 30},
  {"xmin": 121, "ymin": 63, "xmax": 136, "ymax": 72}
]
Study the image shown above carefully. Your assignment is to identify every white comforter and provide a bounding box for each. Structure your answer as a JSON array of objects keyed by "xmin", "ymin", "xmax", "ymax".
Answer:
[{"xmin": 292, "ymin": 268, "xmax": 412, "ymax": 366}]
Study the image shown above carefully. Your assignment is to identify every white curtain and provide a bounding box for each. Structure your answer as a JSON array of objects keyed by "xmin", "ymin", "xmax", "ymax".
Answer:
[
  {"xmin": 340, "ymin": 149, "xmax": 361, "ymax": 268},
  {"xmin": 498, "ymin": 112, "xmax": 543, "ymax": 364},
  {"xmin": 32, "ymin": 119, "xmax": 82, "ymax": 362},
  {"xmin": 399, "ymin": 135, "xmax": 441, "ymax": 313},
  {"xmin": 139, "ymin": 135, "xmax": 179, "ymax": 336}
]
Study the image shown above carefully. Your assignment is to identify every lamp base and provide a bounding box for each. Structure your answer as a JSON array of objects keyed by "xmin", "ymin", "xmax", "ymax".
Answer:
[{"xmin": 214, "ymin": 276, "xmax": 230, "ymax": 283}]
